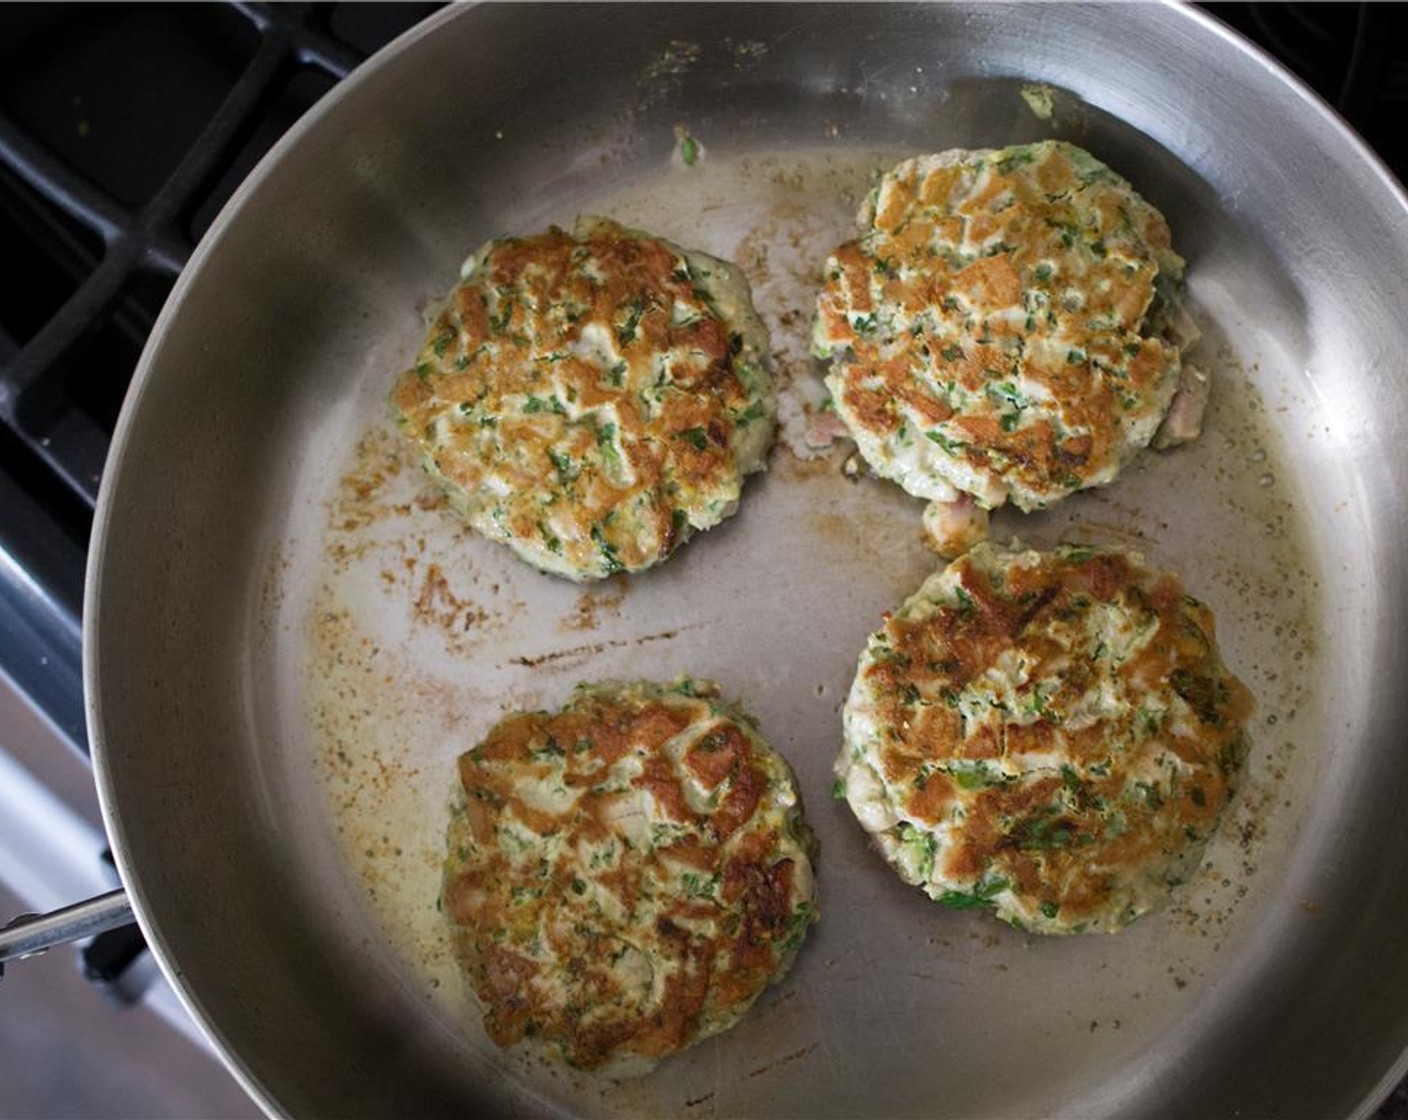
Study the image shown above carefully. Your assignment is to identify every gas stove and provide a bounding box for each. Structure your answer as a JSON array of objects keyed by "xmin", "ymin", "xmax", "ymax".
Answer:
[
  {"xmin": 0, "ymin": 3, "xmax": 1404, "ymax": 1115},
  {"xmin": 0, "ymin": 3, "xmax": 438, "ymax": 757}
]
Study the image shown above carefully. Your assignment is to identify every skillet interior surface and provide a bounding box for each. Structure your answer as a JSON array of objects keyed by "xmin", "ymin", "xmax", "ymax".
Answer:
[{"xmin": 87, "ymin": 4, "xmax": 1408, "ymax": 1116}]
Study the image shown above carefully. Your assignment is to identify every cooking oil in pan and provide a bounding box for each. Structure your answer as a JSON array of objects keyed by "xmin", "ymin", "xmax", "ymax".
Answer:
[{"xmin": 284, "ymin": 147, "xmax": 1326, "ymax": 1117}]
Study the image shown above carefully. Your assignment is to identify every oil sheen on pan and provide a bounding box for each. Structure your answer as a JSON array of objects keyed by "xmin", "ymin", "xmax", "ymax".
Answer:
[{"xmin": 269, "ymin": 136, "xmax": 1323, "ymax": 1117}]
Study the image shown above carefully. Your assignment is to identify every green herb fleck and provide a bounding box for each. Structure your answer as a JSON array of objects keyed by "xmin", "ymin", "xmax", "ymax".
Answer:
[
  {"xmin": 733, "ymin": 400, "xmax": 767, "ymax": 428},
  {"xmin": 547, "ymin": 449, "xmax": 575, "ymax": 482},
  {"xmin": 677, "ymin": 426, "xmax": 710, "ymax": 450},
  {"xmin": 617, "ymin": 298, "xmax": 646, "ymax": 345},
  {"xmin": 431, "ymin": 328, "xmax": 455, "ymax": 357},
  {"xmin": 1011, "ymin": 803, "xmax": 1079, "ymax": 850},
  {"xmin": 926, "ymin": 429, "xmax": 969, "ymax": 455},
  {"xmin": 680, "ymin": 135, "xmax": 699, "ymax": 166},
  {"xmin": 996, "ymin": 147, "xmax": 1035, "ymax": 174},
  {"xmin": 595, "ymin": 421, "xmax": 622, "ymax": 471},
  {"xmin": 591, "ymin": 524, "xmax": 624, "ymax": 575},
  {"xmin": 1216, "ymin": 737, "xmax": 1245, "ymax": 778},
  {"xmin": 489, "ymin": 299, "xmax": 515, "ymax": 334},
  {"xmin": 1171, "ymin": 668, "xmax": 1226, "ymax": 726},
  {"xmin": 538, "ymin": 523, "xmax": 563, "ymax": 555},
  {"xmin": 780, "ymin": 903, "xmax": 812, "ymax": 951},
  {"xmin": 936, "ymin": 875, "xmax": 1009, "ymax": 911},
  {"xmin": 952, "ymin": 765, "xmax": 990, "ymax": 790},
  {"xmin": 991, "ymin": 381, "xmax": 1029, "ymax": 408},
  {"xmin": 897, "ymin": 822, "xmax": 938, "ymax": 881}
]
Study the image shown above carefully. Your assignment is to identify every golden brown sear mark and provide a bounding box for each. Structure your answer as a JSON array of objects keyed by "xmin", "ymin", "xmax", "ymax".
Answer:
[
  {"xmin": 815, "ymin": 142, "xmax": 1191, "ymax": 512},
  {"xmin": 836, "ymin": 543, "xmax": 1253, "ymax": 934},
  {"xmin": 391, "ymin": 218, "xmax": 775, "ymax": 580},
  {"xmin": 442, "ymin": 679, "xmax": 816, "ymax": 1069}
]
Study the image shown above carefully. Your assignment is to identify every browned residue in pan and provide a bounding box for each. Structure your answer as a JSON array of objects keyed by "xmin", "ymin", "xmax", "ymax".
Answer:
[
  {"xmin": 559, "ymin": 574, "xmax": 629, "ymax": 632},
  {"xmin": 297, "ymin": 151, "xmax": 1329, "ymax": 1108},
  {"xmin": 324, "ymin": 424, "xmax": 529, "ymax": 657},
  {"xmin": 510, "ymin": 628, "xmax": 682, "ymax": 669},
  {"xmin": 745, "ymin": 1043, "xmax": 818, "ymax": 1079},
  {"xmin": 773, "ymin": 444, "xmax": 851, "ymax": 483},
  {"xmin": 414, "ymin": 563, "xmax": 490, "ymax": 633}
]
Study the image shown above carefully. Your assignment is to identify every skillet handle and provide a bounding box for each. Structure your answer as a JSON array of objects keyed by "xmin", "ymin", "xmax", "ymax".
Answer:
[{"xmin": 0, "ymin": 888, "xmax": 134, "ymax": 972}]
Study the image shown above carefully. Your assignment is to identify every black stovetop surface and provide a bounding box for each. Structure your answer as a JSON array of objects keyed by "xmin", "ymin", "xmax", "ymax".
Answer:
[
  {"xmin": 0, "ymin": 2, "xmax": 440, "ymax": 748},
  {"xmin": 0, "ymin": 3, "xmax": 1405, "ymax": 1113}
]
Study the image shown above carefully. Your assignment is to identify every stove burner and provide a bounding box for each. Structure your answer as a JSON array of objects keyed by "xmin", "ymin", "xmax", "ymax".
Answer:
[{"xmin": 0, "ymin": 2, "xmax": 438, "ymax": 752}]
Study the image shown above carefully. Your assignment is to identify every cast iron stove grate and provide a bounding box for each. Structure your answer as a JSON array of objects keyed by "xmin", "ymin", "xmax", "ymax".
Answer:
[{"xmin": 0, "ymin": 2, "xmax": 440, "ymax": 752}]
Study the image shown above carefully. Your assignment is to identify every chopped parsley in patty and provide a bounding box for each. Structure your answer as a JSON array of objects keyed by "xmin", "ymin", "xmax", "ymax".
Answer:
[{"xmin": 392, "ymin": 218, "xmax": 775, "ymax": 580}]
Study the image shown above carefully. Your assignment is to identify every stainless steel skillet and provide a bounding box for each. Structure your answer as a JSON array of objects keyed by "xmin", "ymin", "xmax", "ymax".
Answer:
[{"xmin": 85, "ymin": 3, "xmax": 1408, "ymax": 1116}]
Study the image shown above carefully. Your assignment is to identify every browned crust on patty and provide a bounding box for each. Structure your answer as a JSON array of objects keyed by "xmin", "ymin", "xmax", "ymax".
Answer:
[
  {"xmin": 392, "ymin": 219, "xmax": 773, "ymax": 579},
  {"xmin": 816, "ymin": 142, "xmax": 1187, "ymax": 510},
  {"xmin": 442, "ymin": 680, "xmax": 815, "ymax": 1068},
  {"xmin": 843, "ymin": 544, "xmax": 1253, "ymax": 932}
]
